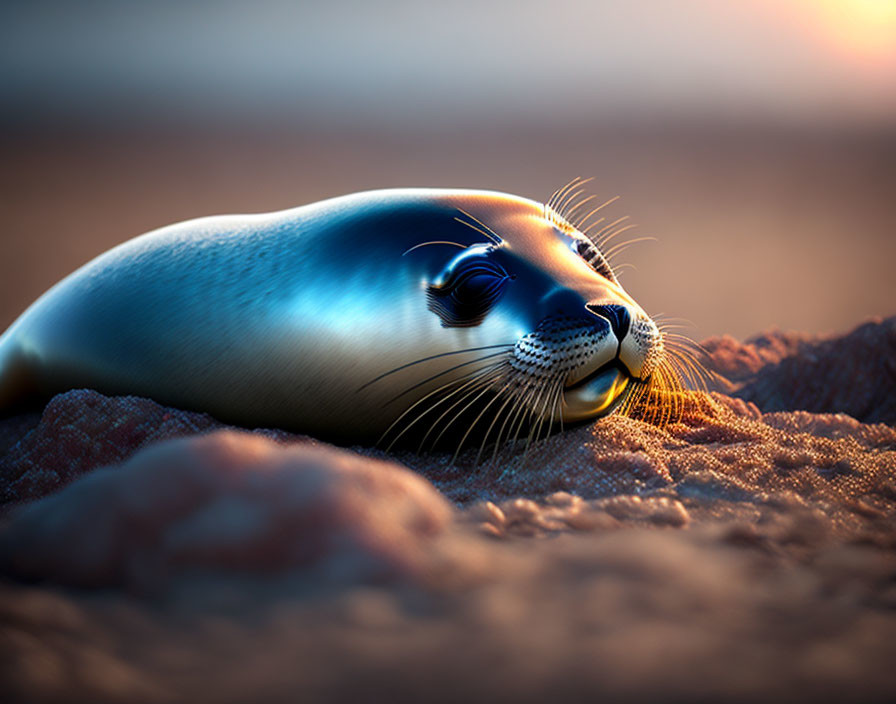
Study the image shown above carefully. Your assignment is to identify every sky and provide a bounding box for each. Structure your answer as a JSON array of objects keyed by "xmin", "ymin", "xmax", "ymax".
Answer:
[{"xmin": 2, "ymin": 0, "xmax": 895, "ymax": 131}]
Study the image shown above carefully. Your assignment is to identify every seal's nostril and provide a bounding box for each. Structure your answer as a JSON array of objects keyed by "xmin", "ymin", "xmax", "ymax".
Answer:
[{"xmin": 586, "ymin": 304, "xmax": 631, "ymax": 340}]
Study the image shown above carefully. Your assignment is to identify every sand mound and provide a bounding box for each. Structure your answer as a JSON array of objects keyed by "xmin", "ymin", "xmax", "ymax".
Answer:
[
  {"xmin": 702, "ymin": 315, "xmax": 896, "ymax": 424},
  {"xmin": 0, "ymin": 433, "xmax": 452, "ymax": 591}
]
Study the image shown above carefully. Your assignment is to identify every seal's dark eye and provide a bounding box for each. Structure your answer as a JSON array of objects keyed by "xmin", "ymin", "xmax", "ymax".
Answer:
[
  {"xmin": 572, "ymin": 237, "xmax": 617, "ymax": 283},
  {"xmin": 427, "ymin": 249, "xmax": 512, "ymax": 327}
]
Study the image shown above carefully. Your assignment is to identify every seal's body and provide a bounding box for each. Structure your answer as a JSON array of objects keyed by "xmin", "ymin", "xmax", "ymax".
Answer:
[{"xmin": 0, "ymin": 188, "xmax": 663, "ymax": 447}]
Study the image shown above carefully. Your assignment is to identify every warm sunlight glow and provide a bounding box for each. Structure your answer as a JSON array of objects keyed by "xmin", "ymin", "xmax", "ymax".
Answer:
[{"xmin": 810, "ymin": 0, "xmax": 896, "ymax": 62}]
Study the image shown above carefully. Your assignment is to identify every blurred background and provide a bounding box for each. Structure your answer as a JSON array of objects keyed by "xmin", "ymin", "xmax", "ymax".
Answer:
[{"xmin": 1, "ymin": 0, "xmax": 894, "ymax": 341}]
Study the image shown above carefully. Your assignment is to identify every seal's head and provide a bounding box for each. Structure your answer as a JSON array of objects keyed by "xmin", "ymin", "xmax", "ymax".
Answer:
[{"xmin": 377, "ymin": 180, "xmax": 675, "ymax": 451}]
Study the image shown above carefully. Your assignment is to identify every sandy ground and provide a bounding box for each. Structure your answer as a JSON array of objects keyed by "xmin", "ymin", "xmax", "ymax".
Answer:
[{"xmin": 0, "ymin": 318, "xmax": 894, "ymax": 703}]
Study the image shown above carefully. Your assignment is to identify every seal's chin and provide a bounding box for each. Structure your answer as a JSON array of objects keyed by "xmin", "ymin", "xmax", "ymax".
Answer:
[{"xmin": 561, "ymin": 364, "xmax": 631, "ymax": 423}]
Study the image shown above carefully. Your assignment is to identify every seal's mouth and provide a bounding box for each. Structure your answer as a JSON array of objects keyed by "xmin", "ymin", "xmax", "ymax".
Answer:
[{"xmin": 561, "ymin": 361, "xmax": 631, "ymax": 423}]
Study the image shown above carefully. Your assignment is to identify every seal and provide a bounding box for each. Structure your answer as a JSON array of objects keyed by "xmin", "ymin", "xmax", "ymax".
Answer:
[{"xmin": 0, "ymin": 182, "xmax": 674, "ymax": 451}]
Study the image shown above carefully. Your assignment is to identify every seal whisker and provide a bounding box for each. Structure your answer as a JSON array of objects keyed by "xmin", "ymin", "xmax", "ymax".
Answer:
[
  {"xmin": 525, "ymin": 378, "xmax": 554, "ymax": 452},
  {"xmin": 380, "ymin": 364, "xmax": 502, "ymax": 451},
  {"xmin": 488, "ymin": 382, "xmax": 531, "ymax": 465},
  {"xmin": 669, "ymin": 358, "xmax": 689, "ymax": 421},
  {"xmin": 548, "ymin": 177, "xmax": 583, "ymax": 214},
  {"xmin": 541, "ymin": 376, "xmax": 565, "ymax": 446},
  {"xmin": 578, "ymin": 215, "xmax": 606, "ymax": 234},
  {"xmin": 567, "ymin": 183, "xmax": 599, "ymax": 213},
  {"xmin": 557, "ymin": 177, "xmax": 591, "ymax": 208},
  {"xmin": 402, "ymin": 240, "xmax": 467, "ymax": 256},
  {"xmin": 545, "ymin": 185, "xmax": 562, "ymax": 213},
  {"xmin": 563, "ymin": 194, "xmax": 597, "ymax": 223},
  {"xmin": 652, "ymin": 385, "xmax": 672, "ymax": 426},
  {"xmin": 548, "ymin": 375, "xmax": 565, "ymax": 434},
  {"xmin": 644, "ymin": 358, "xmax": 686, "ymax": 426},
  {"xmin": 536, "ymin": 375, "xmax": 565, "ymax": 442},
  {"xmin": 663, "ymin": 334, "xmax": 705, "ymax": 359},
  {"xmin": 661, "ymin": 333, "xmax": 715, "ymax": 386},
  {"xmin": 655, "ymin": 322, "xmax": 716, "ymax": 386},
  {"xmin": 663, "ymin": 341, "xmax": 714, "ymax": 390},
  {"xmin": 557, "ymin": 182, "xmax": 594, "ymax": 220},
  {"xmin": 653, "ymin": 323, "xmax": 691, "ymax": 332},
  {"xmin": 383, "ymin": 349, "xmax": 512, "ymax": 406},
  {"xmin": 601, "ymin": 236, "xmax": 656, "ymax": 264},
  {"xmin": 358, "ymin": 343, "xmax": 513, "ymax": 391},
  {"xmin": 417, "ymin": 367, "xmax": 506, "ymax": 452},
  {"xmin": 384, "ymin": 363, "xmax": 508, "ymax": 451},
  {"xmin": 475, "ymin": 382, "xmax": 521, "ymax": 466},
  {"xmin": 524, "ymin": 377, "xmax": 558, "ymax": 459},
  {"xmin": 452, "ymin": 217, "xmax": 499, "ymax": 246},
  {"xmin": 594, "ymin": 223, "xmax": 638, "ymax": 250},
  {"xmin": 618, "ymin": 378, "xmax": 647, "ymax": 419},
  {"xmin": 454, "ymin": 208, "xmax": 503, "ymax": 245},
  {"xmin": 450, "ymin": 373, "xmax": 517, "ymax": 464},
  {"xmin": 588, "ymin": 215, "xmax": 630, "ymax": 242},
  {"xmin": 662, "ymin": 331, "xmax": 707, "ymax": 348},
  {"xmin": 664, "ymin": 348, "xmax": 699, "ymax": 390},
  {"xmin": 544, "ymin": 183, "xmax": 565, "ymax": 218},
  {"xmin": 556, "ymin": 188, "xmax": 586, "ymax": 219},
  {"xmin": 661, "ymin": 331, "xmax": 708, "ymax": 352},
  {"xmin": 493, "ymin": 381, "xmax": 536, "ymax": 462},
  {"xmin": 667, "ymin": 345, "xmax": 711, "ymax": 376},
  {"xmin": 573, "ymin": 196, "xmax": 620, "ymax": 232},
  {"xmin": 507, "ymin": 373, "xmax": 550, "ymax": 454},
  {"xmin": 520, "ymin": 374, "xmax": 560, "ymax": 462},
  {"xmin": 661, "ymin": 332, "xmax": 718, "ymax": 380},
  {"xmin": 653, "ymin": 314, "xmax": 699, "ymax": 328},
  {"xmin": 429, "ymin": 373, "xmax": 508, "ymax": 457},
  {"xmin": 601, "ymin": 223, "xmax": 656, "ymax": 252},
  {"xmin": 634, "ymin": 366, "xmax": 665, "ymax": 426},
  {"xmin": 549, "ymin": 179, "xmax": 586, "ymax": 222}
]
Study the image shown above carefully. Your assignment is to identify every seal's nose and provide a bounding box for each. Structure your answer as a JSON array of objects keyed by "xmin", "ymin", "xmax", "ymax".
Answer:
[{"xmin": 586, "ymin": 303, "xmax": 631, "ymax": 340}]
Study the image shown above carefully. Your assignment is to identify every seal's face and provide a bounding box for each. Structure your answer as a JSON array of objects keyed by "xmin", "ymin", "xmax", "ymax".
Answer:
[
  {"xmin": 426, "ymin": 209, "xmax": 660, "ymax": 424},
  {"xmin": 384, "ymin": 186, "xmax": 665, "ymax": 451}
]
